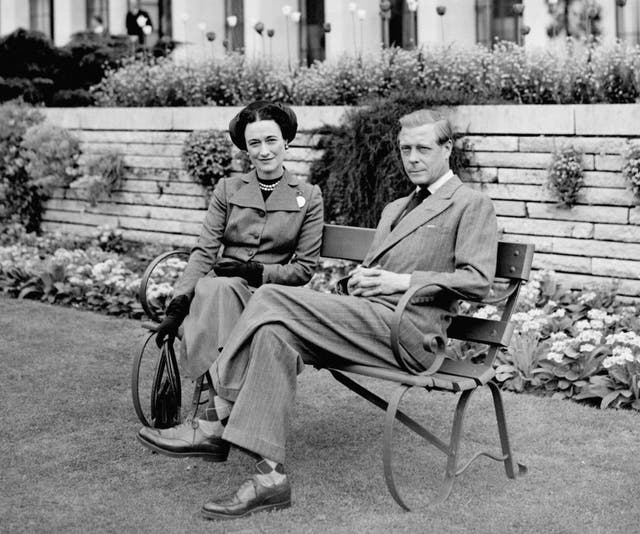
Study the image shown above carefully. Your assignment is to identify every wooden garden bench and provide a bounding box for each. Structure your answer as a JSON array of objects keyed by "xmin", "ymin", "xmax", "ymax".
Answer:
[{"xmin": 133, "ymin": 223, "xmax": 533, "ymax": 509}]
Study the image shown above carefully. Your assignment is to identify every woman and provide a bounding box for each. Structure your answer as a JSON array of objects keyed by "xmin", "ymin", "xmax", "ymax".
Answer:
[{"xmin": 148, "ymin": 101, "xmax": 324, "ymax": 439}]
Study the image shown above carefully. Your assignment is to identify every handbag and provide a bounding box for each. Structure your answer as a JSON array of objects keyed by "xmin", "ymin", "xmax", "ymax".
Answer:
[{"xmin": 150, "ymin": 338, "xmax": 182, "ymax": 428}]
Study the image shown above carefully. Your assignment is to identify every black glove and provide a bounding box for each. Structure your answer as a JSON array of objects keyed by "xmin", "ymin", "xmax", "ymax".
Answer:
[
  {"xmin": 155, "ymin": 294, "xmax": 190, "ymax": 348},
  {"xmin": 213, "ymin": 258, "xmax": 264, "ymax": 287}
]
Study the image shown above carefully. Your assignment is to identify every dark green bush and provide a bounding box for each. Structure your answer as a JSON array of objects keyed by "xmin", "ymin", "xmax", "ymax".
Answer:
[
  {"xmin": 309, "ymin": 92, "xmax": 469, "ymax": 227},
  {"xmin": 0, "ymin": 101, "xmax": 45, "ymax": 231}
]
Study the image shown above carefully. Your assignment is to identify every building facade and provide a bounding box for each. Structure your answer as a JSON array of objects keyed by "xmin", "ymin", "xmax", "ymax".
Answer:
[{"xmin": 0, "ymin": 1, "xmax": 638, "ymax": 60}]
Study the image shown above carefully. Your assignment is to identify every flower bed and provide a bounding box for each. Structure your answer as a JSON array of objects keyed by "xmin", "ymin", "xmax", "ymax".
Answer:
[
  {"xmin": 1, "ymin": 223, "xmax": 638, "ymax": 410},
  {"xmin": 92, "ymin": 41, "xmax": 640, "ymax": 107}
]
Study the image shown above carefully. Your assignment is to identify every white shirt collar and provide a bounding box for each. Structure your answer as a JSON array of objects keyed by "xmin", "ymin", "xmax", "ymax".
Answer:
[{"xmin": 420, "ymin": 169, "xmax": 453, "ymax": 195}]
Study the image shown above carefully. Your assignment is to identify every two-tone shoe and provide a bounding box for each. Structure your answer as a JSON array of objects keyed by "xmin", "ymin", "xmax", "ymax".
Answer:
[
  {"xmin": 201, "ymin": 476, "xmax": 291, "ymax": 520},
  {"xmin": 137, "ymin": 418, "xmax": 230, "ymax": 462}
]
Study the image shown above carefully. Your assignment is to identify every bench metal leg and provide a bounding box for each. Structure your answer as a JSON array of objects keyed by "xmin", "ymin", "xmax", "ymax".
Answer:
[{"xmin": 488, "ymin": 381, "xmax": 527, "ymax": 479}]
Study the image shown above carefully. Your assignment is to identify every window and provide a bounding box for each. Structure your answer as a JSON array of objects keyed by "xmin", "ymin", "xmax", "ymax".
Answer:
[
  {"xmin": 616, "ymin": 0, "xmax": 640, "ymax": 44},
  {"xmin": 300, "ymin": 0, "xmax": 325, "ymax": 64},
  {"xmin": 225, "ymin": 0, "xmax": 244, "ymax": 51},
  {"xmin": 476, "ymin": 0, "xmax": 518, "ymax": 46},
  {"xmin": 87, "ymin": 0, "xmax": 109, "ymax": 33},
  {"xmin": 29, "ymin": 0, "xmax": 54, "ymax": 40},
  {"xmin": 127, "ymin": 0, "xmax": 171, "ymax": 43},
  {"xmin": 388, "ymin": 0, "xmax": 418, "ymax": 49}
]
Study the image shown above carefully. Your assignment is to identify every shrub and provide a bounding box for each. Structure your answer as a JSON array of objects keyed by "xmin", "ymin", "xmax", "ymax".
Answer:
[
  {"xmin": 309, "ymin": 92, "xmax": 470, "ymax": 227},
  {"xmin": 69, "ymin": 150, "xmax": 126, "ymax": 205},
  {"xmin": 181, "ymin": 130, "xmax": 235, "ymax": 190},
  {"xmin": 621, "ymin": 141, "xmax": 640, "ymax": 202},
  {"xmin": 20, "ymin": 122, "xmax": 82, "ymax": 195},
  {"xmin": 0, "ymin": 101, "xmax": 45, "ymax": 231},
  {"xmin": 546, "ymin": 146, "xmax": 584, "ymax": 207}
]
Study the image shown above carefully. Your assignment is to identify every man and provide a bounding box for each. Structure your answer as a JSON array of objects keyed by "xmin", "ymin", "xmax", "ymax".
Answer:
[{"xmin": 138, "ymin": 109, "xmax": 498, "ymax": 520}]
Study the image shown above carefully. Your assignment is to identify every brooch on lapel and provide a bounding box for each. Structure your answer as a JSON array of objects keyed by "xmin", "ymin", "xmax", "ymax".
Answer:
[{"xmin": 296, "ymin": 191, "xmax": 306, "ymax": 208}]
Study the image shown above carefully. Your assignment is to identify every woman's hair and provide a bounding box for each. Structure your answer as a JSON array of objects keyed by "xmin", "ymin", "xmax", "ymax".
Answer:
[
  {"xmin": 398, "ymin": 109, "xmax": 453, "ymax": 146},
  {"xmin": 229, "ymin": 101, "xmax": 298, "ymax": 150}
]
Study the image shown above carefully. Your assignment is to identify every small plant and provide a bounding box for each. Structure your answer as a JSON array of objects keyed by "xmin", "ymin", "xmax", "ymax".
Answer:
[
  {"xmin": 92, "ymin": 224, "xmax": 127, "ymax": 254},
  {"xmin": 20, "ymin": 122, "xmax": 82, "ymax": 195},
  {"xmin": 546, "ymin": 146, "xmax": 584, "ymax": 207},
  {"xmin": 622, "ymin": 141, "xmax": 640, "ymax": 203},
  {"xmin": 70, "ymin": 150, "xmax": 126, "ymax": 205},
  {"xmin": 182, "ymin": 130, "xmax": 234, "ymax": 190}
]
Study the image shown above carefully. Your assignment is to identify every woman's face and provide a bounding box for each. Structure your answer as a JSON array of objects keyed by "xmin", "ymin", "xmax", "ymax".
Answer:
[{"xmin": 244, "ymin": 119, "xmax": 287, "ymax": 179}]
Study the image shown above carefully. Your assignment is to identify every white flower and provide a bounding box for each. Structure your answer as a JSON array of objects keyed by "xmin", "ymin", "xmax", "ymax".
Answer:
[
  {"xmin": 578, "ymin": 291, "xmax": 597, "ymax": 304},
  {"xmin": 588, "ymin": 319, "xmax": 604, "ymax": 330},
  {"xmin": 550, "ymin": 308, "xmax": 566, "ymax": 318},
  {"xmin": 574, "ymin": 320, "xmax": 591, "ymax": 331},
  {"xmin": 580, "ymin": 343, "xmax": 595, "ymax": 353},
  {"xmin": 587, "ymin": 309, "xmax": 606, "ymax": 321},
  {"xmin": 546, "ymin": 352, "xmax": 564, "ymax": 363}
]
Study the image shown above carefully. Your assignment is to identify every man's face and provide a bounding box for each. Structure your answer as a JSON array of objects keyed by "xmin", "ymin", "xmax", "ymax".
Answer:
[{"xmin": 398, "ymin": 123, "xmax": 452, "ymax": 187}]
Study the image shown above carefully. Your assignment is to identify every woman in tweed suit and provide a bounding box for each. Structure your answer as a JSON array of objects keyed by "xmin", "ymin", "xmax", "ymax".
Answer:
[{"xmin": 150, "ymin": 101, "xmax": 324, "ymax": 421}]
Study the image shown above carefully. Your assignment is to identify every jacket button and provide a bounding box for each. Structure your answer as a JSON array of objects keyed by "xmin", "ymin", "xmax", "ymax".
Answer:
[{"xmin": 258, "ymin": 210, "xmax": 266, "ymax": 217}]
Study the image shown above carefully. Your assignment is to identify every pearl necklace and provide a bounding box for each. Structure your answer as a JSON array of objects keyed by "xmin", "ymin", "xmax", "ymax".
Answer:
[{"xmin": 258, "ymin": 178, "xmax": 282, "ymax": 192}]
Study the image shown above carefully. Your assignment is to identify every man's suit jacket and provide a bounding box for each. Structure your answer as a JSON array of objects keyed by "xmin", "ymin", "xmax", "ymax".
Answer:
[
  {"xmin": 360, "ymin": 174, "xmax": 498, "ymax": 364},
  {"xmin": 174, "ymin": 169, "xmax": 324, "ymax": 299}
]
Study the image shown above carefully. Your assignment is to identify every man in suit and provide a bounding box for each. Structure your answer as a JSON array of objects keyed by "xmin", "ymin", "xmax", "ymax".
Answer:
[{"xmin": 139, "ymin": 109, "xmax": 498, "ymax": 520}]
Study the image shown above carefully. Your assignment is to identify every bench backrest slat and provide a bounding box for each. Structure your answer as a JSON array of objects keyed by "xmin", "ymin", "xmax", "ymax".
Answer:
[
  {"xmin": 320, "ymin": 224, "xmax": 533, "ymax": 283},
  {"xmin": 321, "ymin": 224, "xmax": 376, "ymax": 262}
]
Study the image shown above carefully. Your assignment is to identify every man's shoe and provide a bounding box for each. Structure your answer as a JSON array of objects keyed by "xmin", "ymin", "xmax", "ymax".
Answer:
[
  {"xmin": 201, "ymin": 476, "xmax": 291, "ymax": 520},
  {"xmin": 137, "ymin": 418, "xmax": 230, "ymax": 462}
]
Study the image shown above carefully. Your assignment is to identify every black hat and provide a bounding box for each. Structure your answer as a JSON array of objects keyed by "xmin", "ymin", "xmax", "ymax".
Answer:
[{"xmin": 229, "ymin": 101, "xmax": 298, "ymax": 151}]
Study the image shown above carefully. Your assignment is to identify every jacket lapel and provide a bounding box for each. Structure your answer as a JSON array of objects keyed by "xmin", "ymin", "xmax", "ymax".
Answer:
[
  {"xmin": 228, "ymin": 170, "xmax": 265, "ymax": 210},
  {"xmin": 265, "ymin": 169, "xmax": 302, "ymax": 212},
  {"xmin": 363, "ymin": 176, "xmax": 463, "ymax": 266}
]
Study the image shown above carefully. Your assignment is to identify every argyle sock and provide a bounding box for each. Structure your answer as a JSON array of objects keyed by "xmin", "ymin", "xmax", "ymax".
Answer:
[
  {"xmin": 198, "ymin": 396, "xmax": 232, "ymax": 435},
  {"xmin": 255, "ymin": 458, "xmax": 287, "ymax": 487}
]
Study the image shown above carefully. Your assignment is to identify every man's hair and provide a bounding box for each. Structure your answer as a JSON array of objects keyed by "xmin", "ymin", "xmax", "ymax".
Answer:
[{"xmin": 398, "ymin": 109, "xmax": 453, "ymax": 146}]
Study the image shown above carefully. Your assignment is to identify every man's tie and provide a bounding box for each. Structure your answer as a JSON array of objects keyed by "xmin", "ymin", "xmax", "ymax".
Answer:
[{"xmin": 390, "ymin": 186, "xmax": 430, "ymax": 230}]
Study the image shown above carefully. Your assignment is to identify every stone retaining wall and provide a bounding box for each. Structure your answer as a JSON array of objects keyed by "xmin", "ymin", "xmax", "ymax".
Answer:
[{"xmin": 41, "ymin": 105, "xmax": 640, "ymax": 298}]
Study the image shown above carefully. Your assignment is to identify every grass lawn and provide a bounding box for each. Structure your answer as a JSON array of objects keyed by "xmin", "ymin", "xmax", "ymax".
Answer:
[{"xmin": 2, "ymin": 295, "xmax": 639, "ymax": 534}]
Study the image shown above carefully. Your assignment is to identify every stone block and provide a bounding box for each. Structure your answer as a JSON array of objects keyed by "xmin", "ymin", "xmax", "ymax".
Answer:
[
  {"xmin": 579, "ymin": 187, "xmax": 635, "ymax": 207},
  {"xmin": 526, "ymin": 203, "xmax": 629, "ymax": 224},
  {"xmin": 493, "ymin": 200, "xmax": 527, "ymax": 217},
  {"xmin": 171, "ymin": 107, "xmax": 241, "ymax": 130},
  {"xmin": 42, "ymin": 108, "xmax": 81, "ymax": 129},
  {"xmin": 459, "ymin": 136, "xmax": 518, "ymax": 152},
  {"xmin": 592, "ymin": 258, "xmax": 640, "ymax": 279},
  {"xmin": 551, "ymin": 272, "xmax": 640, "ymax": 297},
  {"xmin": 575, "ymin": 104, "xmax": 640, "ymax": 136},
  {"xmin": 469, "ymin": 151, "xmax": 552, "ymax": 169},
  {"xmin": 498, "ymin": 217, "xmax": 594, "ymax": 239},
  {"xmin": 583, "ymin": 171, "xmax": 628, "ymax": 188},
  {"xmin": 595, "ymin": 154, "xmax": 623, "ymax": 172},
  {"xmin": 121, "ymin": 155, "xmax": 182, "ymax": 169},
  {"xmin": 549, "ymin": 236, "xmax": 640, "ymax": 260},
  {"xmin": 519, "ymin": 136, "xmax": 628, "ymax": 155},
  {"xmin": 631, "ymin": 207, "xmax": 640, "ymax": 225},
  {"xmin": 594, "ymin": 223, "xmax": 640, "ymax": 243},
  {"xmin": 452, "ymin": 105, "xmax": 574, "ymax": 135},
  {"xmin": 82, "ymin": 142, "xmax": 183, "ymax": 158},
  {"xmin": 290, "ymin": 106, "xmax": 348, "ymax": 130},
  {"xmin": 79, "ymin": 108, "xmax": 172, "ymax": 130},
  {"xmin": 532, "ymin": 252, "xmax": 592, "ymax": 274},
  {"xmin": 463, "ymin": 167, "xmax": 498, "ymax": 183},
  {"xmin": 77, "ymin": 130, "xmax": 188, "ymax": 145},
  {"xmin": 286, "ymin": 147, "xmax": 324, "ymax": 162},
  {"xmin": 481, "ymin": 183, "xmax": 551, "ymax": 201},
  {"xmin": 497, "ymin": 168, "xmax": 546, "ymax": 185}
]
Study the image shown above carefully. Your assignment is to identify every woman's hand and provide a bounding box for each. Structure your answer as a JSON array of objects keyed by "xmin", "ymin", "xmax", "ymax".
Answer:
[
  {"xmin": 213, "ymin": 258, "xmax": 264, "ymax": 287},
  {"xmin": 155, "ymin": 295, "xmax": 190, "ymax": 348}
]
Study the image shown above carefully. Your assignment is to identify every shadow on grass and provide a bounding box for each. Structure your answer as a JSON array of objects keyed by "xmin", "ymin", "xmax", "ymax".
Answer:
[{"xmin": 2, "ymin": 296, "xmax": 639, "ymax": 534}]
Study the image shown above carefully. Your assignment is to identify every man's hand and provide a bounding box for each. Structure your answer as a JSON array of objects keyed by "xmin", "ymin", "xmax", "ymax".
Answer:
[
  {"xmin": 155, "ymin": 295, "xmax": 190, "ymax": 348},
  {"xmin": 347, "ymin": 266, "xmax": 411, "ymax": 297}
]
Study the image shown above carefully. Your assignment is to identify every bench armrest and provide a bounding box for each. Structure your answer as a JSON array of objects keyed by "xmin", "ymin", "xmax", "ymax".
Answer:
[{"xmin": 138, "ymin": 249, "xmax": 190, "ymax": 322}]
